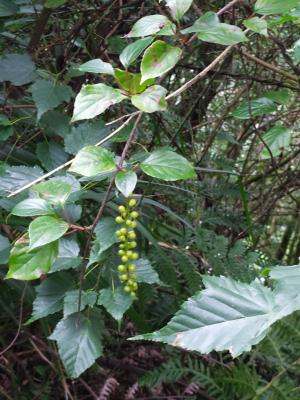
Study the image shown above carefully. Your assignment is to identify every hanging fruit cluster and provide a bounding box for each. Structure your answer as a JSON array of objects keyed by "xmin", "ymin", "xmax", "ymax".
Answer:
[{"xmin": 115, "ymin": 198, "xmax": 139, "ymax": 296}]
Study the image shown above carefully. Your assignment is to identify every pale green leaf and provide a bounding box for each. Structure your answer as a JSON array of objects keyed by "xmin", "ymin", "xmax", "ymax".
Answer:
[
  {"xmin": 120, "ymin": 37, "xmax": 153, "ymax": 68},
  {"xmin": 261, "ymin": 125, "xmax": 292, "ymax": 159},
  {"xmin": 0, "ymin": 53, "xmax": 36, "ymax": 86},
  {"xmin": 98, "ymin": 287, "xmax": 134, "ymax": 321},
  {"xmin": 270, "ymin": 265, "xmax": 300, "ymax": 296},
  {"xmin": 255, "ymin": 0, "xmax": 299, "ymax": 15},
  {"xmin": 243, "ymin": 17, "xmax": 268, "ymax": 36},
  {"xmin": 141, "ymin": 40, "xmax": 182, "ymax": 83},
  {"xmin": 71, "ymin": 83, "xmax": 126, "ymax": 122},
  {"xmin": 77, "ymin": 59, "xmax": 114, "ymax": 75},
  {"xmin": 115, "ymin": 171, "xmax": 137, "ymax": 197},
  {"xmin": 140, "ymin": 149, "xmax": 196, "ymax": 181},
  {"xmin": 29, "ymin": 216, "xmax": 69, "ymax": 251},
  {"xmin": 126, "ymin": 15, "xmax": 175, "ymax": 37},
  {"xmin": 131, "ymin": 85, "xmax": 167, "ymax": 113},
  {"xmin": 135, "ymin": 258, "xmax": 160, "ymax": 284},
  {"xmin": 114, "ymin": 69, "xmax": 154, "ymax": 95},
  {"xmin": 165, "ymin": 0, "xmax": 193, "ymax": 21},
  {"xmin": 63, "ymin": 290, "xmax": 97, "ymax": 317},
  {"xmin": 32, "ymin": 180, "xmax": 73, "ymax": 205},
  {"xmin": 11, "ymin": 198, "xmax": 55, "ymax": 217},
  {"xmin": 232, "ymin": 98, "xmax": 277, "ymax": 119}
]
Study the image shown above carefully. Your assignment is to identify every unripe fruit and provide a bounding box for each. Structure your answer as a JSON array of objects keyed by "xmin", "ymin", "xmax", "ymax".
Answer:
[
  {"xmin": 115, "ymin": 216, "xmax": 124, "ymax": 224},
  {"xmin": 119, "ymin": 244, "xmax": 125, "ymax": 249},
  {"xmin": 118, "ymin": 265, "xmax": 127, "ymax": 272},
  {"xmin": 126, "ymin": 250, "xmax": 133, "ymax": 258},
  {"xmin": 119, "ymin": 235, "xmax": 126, "ymax": 241},
  {"xmin": 131, "ymin": 252, "xmax": 139, "ymax": 260},
  {"xmin": 116, "ymin": 230, "xmax": 122, "ymax": 236},
  {"xmin": 128, "ymin": 231, "xmax": 136, "ymax": 240},
  {"xmin": 130, "ymin": 291, "xmax": 136, "ymax": 297},
  {"xmin": 132, "ymin": 282, "xmax": 138, "ymax": 290},
  {"xmin": 128, "ymin": 264, "xmax": 135, "ymax": 272},
  {"xmin": 120, "ymin": 274, "xmax": 128, "ymax": 281},
  {"xmin": 121, "ymin": 255, "xmax": 129, "ymax": 263},
  {"xmin": 118, "ymin": 250, "xmax": 125, "ymax": 256},
  {"xmin": 124, "ymin": 285, "xmax": 131, "ymax": 293},
  {"xmin": 127, "ymin": 279, "xmax": 134, "ymax": 286},
  {"xmin": 130, "ymin": 211, "xmax": 139, "ymax": 219},
  {"xmin": 118, "ymin": 205, "xmax": 126, "ymax": 213},
  {"xmin": 126, "ymin": 219, "xmax": 133, "ymax": 226},
  {"xmin": 129, "ymin": 241, "xmax": 137, "ymax": 248},
  {"xmin": 129, "ymin": 199, "xmax": 137, "ymax": 207},
  {"xmin": 120, "ymin": 227, "xmax": 127, "ymax": 235},
  {"xmin": 130, "ymin": 221, "xmax": 137, "ymax": 228},
  {"xmin": 131, "ymin": 273, "xmax": 138, "ymax": 279}
]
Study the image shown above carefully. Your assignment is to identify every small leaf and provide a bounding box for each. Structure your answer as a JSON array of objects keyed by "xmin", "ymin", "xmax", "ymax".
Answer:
[
  {"xmin": 63, "ymin": 290, "xmax": 97, "ymax": 317},
  {"xmin": 126, "ymin": 15, "xmax": 175, "ymax": 37},
  {"xmin": 135, "ymin": 258, "xmax": 160, "ymax": 284},
  {"xmin": 232, "ymin": 98, "xmax": 277, "ymax": 119},
  {"xmin": 98, "ymin": 287, "xmax": 134, "ymax": 321},
  {"xmin": 11, "ymin": 198, "xmax": 55, "ymax": 217},
  {"xmin": 243, "ymin": 17, "xmax": 268, "ymax": 36},
  {"xmin": 131, "ymin": 85, "xmax": 167, "ymax": 113},
  {"xmin": 140, "ymin": 149, "xmax": 196, "ymax": 181},
  {"xmin": 165, "ymin": 0, "xmax": 193, "ymax": 21},
  {"xmin": 77, "ymin": 59, "xmax": 114, "ymax": 75},
  {"xmin": 141, "ymin": 40, "xmax": 182, "ymax": 83},
  {"xmin": 69, "ymin": 145, "xmax": 116, "ymax": 177},
  {"xmin": 120, "ymin": 37, "xmax": 153, "ymax": 68},
  {"xmin": 49, "ymin": 309, "xmax": 103, "ymax": 378},
  {"xmin": 45, "ymin": 0, "xmax": 67, "ymax": 8},
  {"xmin": 0, "ymin": 53, "xmax": 36, "ymax": 86},
  {"xmin": 50, "ymin": 237, "xmax": 81, "ymax": 273},
  {"xmin": 0, "ymin": 234, "xmax": 10, "ymax": 264},
  {"xmin": 255, "ymin": 0, "xmax": 299, "ymax": 15},
  {"xmin": 261, "ymin": 125, "xmax": 292, "ymax": 159},
  {"xmin": 0, "ymin": 115, "xmax": 13, "ymax": 141},
  {"xmin": 115, "ymin": 171, "xmax": 137, "ymax": 197},
  {"xmin": 6, "ymin": 236, "xmax": 58, "ymax": 280},
  {"xmin": 71, "ymin": 83, "xmax": 126, "ymax": 122},
  {"xmin": 29, "ymin": 216, "xmax": 69, "ymax": 251},
  {"xmin": 32, "ymin": 180, "xmax": 73, "ymax": 205},
  {"xmin": 114, "ymin": 69, "xmax": 154, "ymax": 95}
]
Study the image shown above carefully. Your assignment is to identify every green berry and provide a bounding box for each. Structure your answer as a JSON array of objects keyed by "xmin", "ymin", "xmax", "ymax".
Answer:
[
  {"xmin": 130, "ymin": 291, "xmax": 136, "ymax": 297},
  {"xmin": 118, "ymin": 265, "xmax": 127, "ymax": 272},
  {"xmin": 124, "ymin": 285, "xmax": 131, "ymax": 293},
  {"xmin": 119, "ymin": 244, "xmax": 125, "ymax": 249},
  {"xmin": 120, "ymin": 227, "xmax": 127, "ymax": 235},
  {"xmin": 126, "ymin": 250, "xmax": 133, "ymax": 258},
  {"xmin": 118, "ymin": 205, "xmax": 126, "ymax": 213},
  {"xmin": 119, "ymin": 235, "xmax": 126, "ymax": 242},
  {"xmin": 125, "ymin": 219, "xmax": 133, "ymax": 226},
  {"xmin": 116, "ymin": 230, "xmax": 122, "ymax": 236},
  {"xmin": 132, "ymin": 282, "xmax": 138, "ymax": 290},
  {"xmin": 121, "ymin": 255, "xmax": 129, "ymax": 263},
  {"xmin": 128, "ymin": 231, "xmax": 136, "ymax": 240},
  {"xmin": 131, "ymin": 273, "xmax": 138, "ymax": 279},
  {"xmin": 129, "ymin": 241, "xmax": 137, "ymax": 248},
  {"xmin": 118, "ymin": 249, "xmax": 125, "ymax": 256},
  {"xmin": 128, "ymin": 264, "xmax": 135, "ymax": 272},
  {"xmin": 131, "ymin": 252, "xmax": 139, "ymax": 260},
  {"xmin": 130, "ymin": 211, "xmax": 139, "ymax": 219},
  {"xmin": 115, "ymin": 216, "xmax": 124, "ymax": 224},
  {"xmin": 127, "ymin": 279, "xmax": 134, "ymax": 286},
  {"xmin": 120, "ymin": 273, "xmax": 128, "ymax": 282},
  {"xmin": 129, "ymin": 199, "xmax": 137, "ymax": 207},
  {"xmin": 130, "ymin": 221, "xmax": 137, "ymax": 228}
]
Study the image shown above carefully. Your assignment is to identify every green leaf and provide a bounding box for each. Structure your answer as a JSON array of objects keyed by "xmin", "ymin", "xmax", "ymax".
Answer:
[
  {"xmin": 291, "ymin": 39, "xmax": 300, "ymax": 63},
  {"xmin": 31, "ymin": 79, "xmax": 74, "ymax": 120},
  {"xmin": 255, "ymin": 0, "xmax": 299, "ymax": 15},
  {"xmin": 141, "ymin": 40, "xmax": 182, "ymax": 83},
  {"xmin": 45, "ymin": 0, "xmax": 67, "ymax": 8},
  {"xmin": 114, "ymin": 69, "xmax": 154, "ymax": 95},
  {"xmin": 115, "ymin": 171, "xmax": 137, "ymax": 197},
  {"xmin": 135, "ymin": 258, "xmax": 160, "ymax": 284},
  {"xmin": 165, "ymin": 0, "xmax": 193, "ymax": 21},
  {"xmin": 270, "ymin": 265, "xmax": 300, "ymax": 296},
  {"xmin": 0, "ymin": 165, "xmax": 43, "ymax": 197},
  {"xmin": 27, "ymin": 272, "xmax": 73, "ymax": 323},
  {"xmin": 140, "ymin": 149, "xmax": 196, "ymax": 181},
  {"xmin": 261, "ymin": 125, "xmax": 292, "ymax": 159},
  {"xmin": 232, "ymin": 98, "xmax": 277, "ymax": 119},
  {"xmin": 126, "ymin": 15, "xmax": 175, "ymax": 38},
  {"xmin": 0, "ymin": 115, "xmax": 13, "ymax": 141},
  {"xmin": 39, "ymin": 110, "xmax": 70, "ymax": 138},
  {"xmin": 49, "ymin": 237, "xmax": 81, "ymax": 273},
  {"xmin": 120, "ymin": 37, "xmax": 153, "ymax": 68},
  {"xmin": 11, "ymin": 198, "xmax": 55, "ymax": 217},
  {"xmin": 32, "ymin": 180, "xmax": 73, "ymax": 205},
  {"xmin": 98, "ymin": 287, "xmax": 134, "ymax": 321},
  {"xmin": 49, "ymin": 309, "xmax": 103, "ymax": 378},
  {"xmin": 69, "ymin": 145, "xmax": 116, "ymax": 177},
  {"xmin": 94, "ymin": 217, "xmax": 118, "ymax": 254},
  {"xmin": 77, "ymin": 59, "xmax": 114, "ymax": 75},
  {"xmin": 63, "ymin": 290, "xmax": 97, "ymax": 317},
  {"xmin": 131, "ymin": 85, "xmax": 167, "ymax": 113},
  {"xmin": 36, "ymin": 141, "xmax": 69, "ymax": 172},
  {"xmin": 0, "ymin": 53, "xmax": 36, "ymax": 86},
  {"xmin": 0, "ymin": 234, "xmax": 10, "ymax": 264},
  {"xmin": 243, "ymin": 17, "xmax": 268, "ymax": 36},
  {"xmin": 264, "ymin": 89, "xmax": 292, "ymax": 105},
  {"xmin": 6, "ymin": 236, "xmax": 58, "ymax": 280},
  {"xmin": 28, "ymin": 216, "xmax": 69, "ymax": 251},
  {"xmin": 0, "ymin": 0, "xmax": 18, "ymax": 16},
  {"xmin": 71, "ymin": 83, "xmax": 126, "ymax": 122}
]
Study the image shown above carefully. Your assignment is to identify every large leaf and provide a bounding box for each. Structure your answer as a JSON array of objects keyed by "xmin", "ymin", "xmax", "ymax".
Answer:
[
  {"xmin": 28, "ymin": 216, "xmax": 69, "ymax": 251},
  {"xmin": 71, "ymin": 83, "xmax": 126, "ymax": 122},
  {"xmin": 69, "ymin": 145, "xmax": 116, "ymax": 177},
  {"xmin": 94, "ymin": 217, "xmax": 118, "ymax": 254},
  {"xmin": 255, "ymin": 0, "xmax": 299, "ymax": 15},
  {"xmin": 36, "ymin": 141, "xmax": 69, "ymax": 172},
  {"xmin": 0, "ymin": 165, "xmax": 43, "ymax": 197},
  {"xmin": 140, "ymin": 149, "xmax": 196, "ymax": 181},
  {"xmin": 11, "ymin": 198, "xmax": 55, "ymax": 217},
  {"xmin": 115, "ymin": 171, "xmax": 137, "ymax": 197},
  {"xmin": 6, "ymin": 236, "xmax": 58, "ymax": 280},
  {"xmin": 63, "ymin": 290, "xmax": 97, "ymax": 317},
  {"xmin": 77, "ymin": 59, "xmax": 114, "ymax": 75},
  {"xmin": 49, "ymin": 309, "xmax": 103, "ymax": 378},
  {"xmin": 141, "ymin": 40, "xmax": 182, "ymax": 83},
  {"xmin": 135, "ymin": 258, "xmax": 160, "ymax": 284},
  {"xmin": 165, "ymin": 0, "xmax": 193, "ymax": 21},
  {"xmin": 0, "ymin": 53, "xmax": 36, "ymax": 86},
  {"xmin": 120, "ymin": 37, "xmax": 153, "ymax": 68},
  {"xmin": 0, "ymin": 0, "xmax": 18, "ymax": 16},
  {"xmin": 126, "ymin": 15, "xmax": 175, "ymax": 37},
  {"xmin": 264, "ymin": 89, "xmax": 292, "ymax": 105},
  {"xmin": 31, "ymin": 79, "xmax": 74, "ymax": 120},
  {"xmin": 98, "ymin": 287, "xmax": 134, "ymax": 321},
  {"xmin": 261, "ymin": 125, "xmax": 292, "ymax": 159},
  {"xmin": 243, "ymin": 17, "xmax": 268, "ymax": 36},
  {"xmin": 232, "ymin": 98, "xmax": 277, "ymax": 119},
  {"xmin": 32, "ymin": 180, "xmax": 73, "ymax": 205},
  {"xmin": 49, "ymin": 237, "xmax": 81, "ymax": 273},
  {"xmin": 131, "ymin": 85, "xmax": 167, "ymax": 113}
]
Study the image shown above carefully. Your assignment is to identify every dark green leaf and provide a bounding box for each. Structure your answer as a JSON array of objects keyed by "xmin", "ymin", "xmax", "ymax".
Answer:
[
  {"xmin": 36, "ymin": 141, "xmax": 69, "ymax": 171},
  {"xmin": 232, "ymin": 98, "xmax": 277, "ymax": 119},
  {"xmin": 0, "ymin": 0, "xmax": 18, "ymax": 16},
  {"xmin": 0, "ymin": 53, "xmax": 36, "ymax": 86},
  {"xmin": 0, "ymin": 165, "xmax": 44, "ymax": 197},
  {"xmin": 135, "ymin": 258, "xmax": 160, "ymax": 284},
  {"xmin": 45, "ymin": 0, "xmax": 68, "ymax": 8},
  {"xmin": 98, "ymin": 287, "xmax": 134, "ymax": 321},
  {"xmin": 120, "ymin": 37, "xmax": 153, "ymax": 68},
  {"xmin": 261, "ymin": 125, "xmax": 292, "ymax": 159},
  {"xmin": 49, "ymin": 237, "xmax": 81, "ymax": 273},
  {"xmin": 11, "ymin": 198, "xmax": 55, "ymax": 217},
  {"xmin": 77, "ymin": 59, "xmax": 114, "ymax": 75},
  {"xmin": 264, "ymin": 89, "xmax": 292, "ymax": 104},
  {"xmin": 131, "ymin": 85, "xmax": 167, "ymax": 113},
  {"xmin": 127, "ymin": 15, "xmax": 175, "ymax": 37},
  {"xmin": 28, "ymin": 216, "xmax": 69, "ymax": 250},
  {"xmin": 94, "ymin": 217, "xmax": 118, "ymax": 254},
  {"xmin": 63, "ymin": 290, "xmax": 97, "ymax": 317},
  {"xmin": 115, "ymin": 171, "xmax": 137, "ymax": 197},
  {"xmin": 0, "ymin": 234, "xmax": 10, "ymax": 264}
]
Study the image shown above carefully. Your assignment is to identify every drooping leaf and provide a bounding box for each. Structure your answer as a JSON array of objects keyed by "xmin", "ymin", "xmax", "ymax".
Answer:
[
  {"xmin": 11, "ymin": 198, "xmax": 55, "ymax": 217},
  {"xmin": 0, "ymin": 0, "xmax": 18, "ymax": 16},
  {"xmin": 264, "ymin": 89, "xmax": 292, "ymax": 105},
  {"xmin": 63, "ymin": 290, "xmax": 97, "ymax": 317},
  {"xmin": 115, "ymin": 171, "xmax": 137, "ymax": 197},
  {"xmin": 49, "ymin": 309, "xmax": 103, "ymax": 378},
  {"xmin": 6, "ymin": 236, "xmax": 58, "ymax": 280},
  {"xmin": 45, "ymin": 0, "xmax": 67, "ymax": 8},
  {"xmin": 0, "ymin": 53, "xmax": 36, "ymax": 86},
  {"xmin": 243, "ymin": 17, "xmax": 268, "ymax": 36},
  {"xmin": 0, "ymin": 234, "xmax": 10, "ymax": 264},
  {"xmin": 261, "ymin": 125, "xmax": 292, "ymax": 159},
  {"xmin": 98, "ymin": 287, "xmax": 134, "ymax": 321},
  {"xmin": 31, "ymin": 79, "xmax": 73, "ymax": 120},
  {"xmin": 27, "ymin": 272, "xmax": 73, "ymax": 323},
  {"xmin": 232, "ymin": 98, "xmax": 277, "ymax": 119},
  {"xmin": 141, "ymin": 40, "xmax": 182, "ymax": 83},
  {"xmin": 165, "ymin": 0, "xmax": 193, "ymax": 21},
  {"xmin": 135, "ymin": 258, "xmax": 160, "ymax": 284},
  {"xmin": 126, "ymin": 15, "xmax": 175, "ymax": 38},
  {"xmin": 114, "ymin": 69, "xmax": 154, "ymax": 95},
  {"xmin": 140, "ymin": 149, "xmax": 196, "ymax": 181},
  {"xmin": 77, "ymin": 59, "xmax": 114, "ymax": 75},
  {"xmin": 255, "ymin": 0, "xmax": 299, "ymax": 15},
  {"xmin": 71, "ymin": 83, "xmax": 126, "ymax": 122},
  {"xmin": 36, "ymin": 141, "xmax": 69, "ymax": 172},
  {"xmin": 120, "ymin": 37, "xmax": 153, "ymax": 68},
  {"xmin": 49, "ymin": 237, "xmax": 81, "ymax": 273},
  {"xmin": 69, "ymin": 145, "xmax": 116, "ymax": 177},
  {"xmin": 0, "ymin": 165, "xmax": 44, "ymax": 197},
  {"xmin": 28, "ymin": 216, "xmax": 69, "ymax": 251},
  {"xmin": 131, "ymin": 85, "xmax": 167, "ymax": 113},
  {"xmin": 32, "ymin": 180, "xmax": 73, "ymax": 205}
]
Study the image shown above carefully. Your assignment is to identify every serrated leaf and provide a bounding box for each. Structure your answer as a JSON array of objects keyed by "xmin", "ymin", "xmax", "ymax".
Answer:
[
  {"xmin": 77, "ymin": 59, "xmax": 114, "ymax": 75},
  {"xmin": 261, "ymin": 125, "xmax": 292, "ymax": 159},
  {"xmin": 36, "ymin": 141, "xmax": 69, "ymax": 172},
  {"xmin": 115, "ymin": 171, "xmax": 137, "ymax": 197},
  {"xmin": 0, "ymin": 53, "xmax": 36, "ymax": 86},
  {"xmin": 165, "ymin": 0, "xmax": 193, "ymax": 21},
  {"xmin": 49, "ymin": 309, "xmax": 103, "ymax": 378},
  {"xmin": 94, "ymin": 217, "xmax": 118, "ymax": 253},
  {"xmin": 255, "ymin": 0, "xmax": 299, "ymax": 15},
  {"xmin": 29, "ymin": 216, "xmax": 69, "ymax": 251},
  {"xmin": 243, "ymin": 17, "xmax": 268, "ymax": 36},
  {"xmin": 135, "ymin": 258, "xmax": 160, "ymax": 284},
  {"xmin": 98, "ymin": 287, "xmax": 134, "ymax": 321},
  {"xmin": 141, "ymin": 40, "xmax": 182, "ymax": 83},
  {"xmin": 39, "ymin": 110, "xmax": 70, "ymax": 138},
  {"xmin": 0, "ymin": 0, "xmax": 18, "ymax": 16},
  {"xmin": 6, "ymin": 236, "xmax": 58, "ymax": 280},
  {"xmin": 140, "ymin": 149, "xmax": 196, "ymax": 181},
  {"xmin": 126, "ymin": 15, "xmax": 175, "ymax": 38},
  {"xmin": 27, "ymin": 272, "xmax": 73, "ymax": 323},
  {"xmin": 71, "ymin": 83, "xmax": 126, "ymax": 122},
  {"xmin": 131, "ymin": 85, "xmax": 167, "ymax": 113},
  {"xmin": 11, "ymin": 198, "xmax": 55, "ymax": 217},
  {"xmin": 120, "ymin": 37, "xmax": 153, "ymax": 68},
  {"xmin": 0, "ymin": 165, "xmax": 44, "ymax": 197},
  {"xmin": 32, "ymin": 180, "xmax": 73, "ymax": 205},
  {"xmin": 31, "ymin": 79, "xmax": 74, "ymax": 120},
  {"xmin": 49, "ymin": 237, "xmax": 81, "ymax": 273},
  {"xmin": 114, "ymin": 69, "xmax": 154, "ymax": 95},
  {"xmin": 232, "ymin": 98, "xmax": 277, "ymax": 119},
  {"xmin": 63, "ymin": 290, "xmax": 97, "ymax": 317},
  {"xmin": 69, "ymin": 145, "xmax": 116, "ymax": 177}
]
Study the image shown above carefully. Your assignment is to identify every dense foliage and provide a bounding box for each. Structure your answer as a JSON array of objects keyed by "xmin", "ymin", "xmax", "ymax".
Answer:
[{"xmin": 1, "ymin": 0, "xmax": 300, "ymax": 398}]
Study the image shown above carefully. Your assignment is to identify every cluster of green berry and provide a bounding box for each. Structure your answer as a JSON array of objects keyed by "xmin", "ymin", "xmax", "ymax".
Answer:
[{"xmin": 115, "ymin": 198, "xmax": 139, "ymax": 297}]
